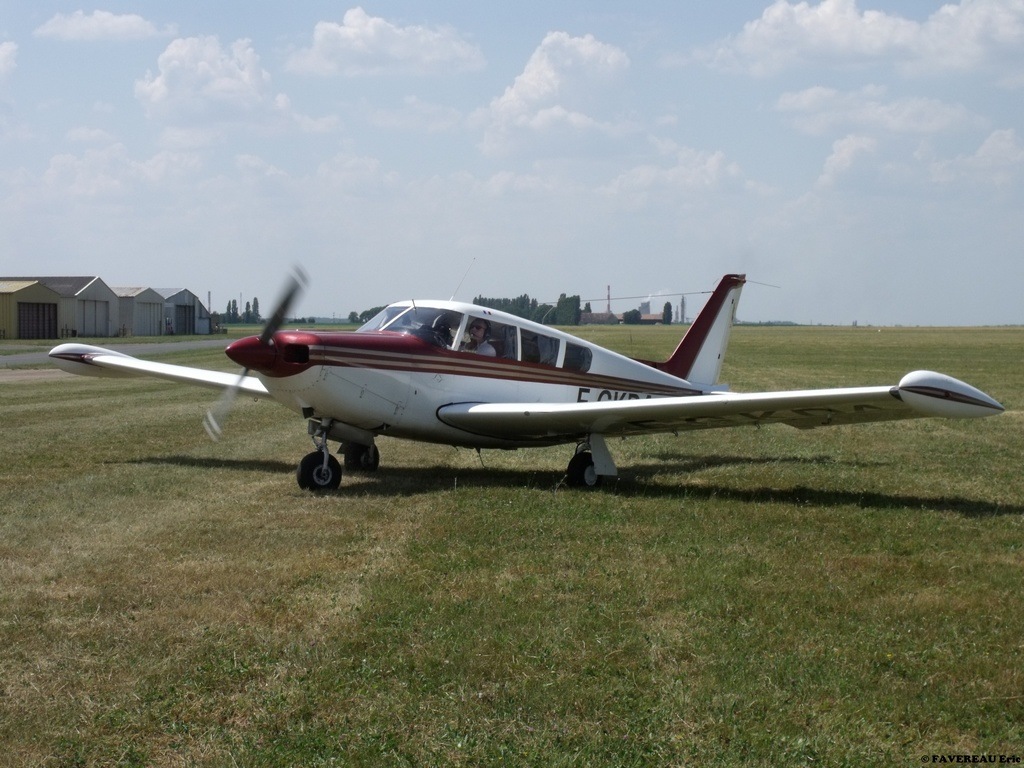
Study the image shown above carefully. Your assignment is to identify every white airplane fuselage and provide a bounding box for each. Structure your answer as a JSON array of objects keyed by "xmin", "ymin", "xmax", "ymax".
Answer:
[{"xmin": 229, "ymin": 300, "xmax": 702, "ymax": 450}]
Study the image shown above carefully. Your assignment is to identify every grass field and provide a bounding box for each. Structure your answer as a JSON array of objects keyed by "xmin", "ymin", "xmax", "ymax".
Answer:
[{"xmin": 1, "ymin": 325, "xmax": 1022, "ymax": 766}]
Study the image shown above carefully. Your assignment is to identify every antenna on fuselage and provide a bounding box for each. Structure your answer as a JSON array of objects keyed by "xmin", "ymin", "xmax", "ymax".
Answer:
[{"xmin": 450, "ymin": 257, "xmax": 476, "ymax": 301}]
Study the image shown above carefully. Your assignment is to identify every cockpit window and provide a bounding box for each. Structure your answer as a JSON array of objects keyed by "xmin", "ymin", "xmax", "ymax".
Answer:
[
  {"xmin": 356, "ymin": 305, "xmax": 409, "ymax": 332},
  {"xmin": 385, "ymin": 307, "xmax": 463, "ymax": 349}
]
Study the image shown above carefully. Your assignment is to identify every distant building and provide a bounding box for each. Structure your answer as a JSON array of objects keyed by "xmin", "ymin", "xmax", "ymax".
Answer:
[
  {"xmin": 580, "ymin": 311, "xmax": 621, "ymax": 325},
  {"xmin": 0, "ymin": 280, "xmax": 62, "ymax": 339},
  {"xmin": 113, "ymin": 287, "xmax": 165, "ymax": 337},
  {"xmin": 0, "ymin": 276, "xmax": 215, "ymax": 338},
  {"xmin": 158, "ymin": 288, "xmax": 212, "ymax": 335},
  {"xmin": 0, "ymin": 275, "xmax": 118, "ymax": 337}
]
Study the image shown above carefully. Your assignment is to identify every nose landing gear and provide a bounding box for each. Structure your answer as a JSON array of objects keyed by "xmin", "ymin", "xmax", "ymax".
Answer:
[{"xmin": 297, "ymin": 420, "xmax": 342, "ymax": 491}]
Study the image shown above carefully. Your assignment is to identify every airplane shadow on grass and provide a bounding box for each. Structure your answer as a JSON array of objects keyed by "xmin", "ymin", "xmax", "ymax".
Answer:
[{"xmin": 131, "ymin": 453, "xmax": 1023, "ymax": 518}]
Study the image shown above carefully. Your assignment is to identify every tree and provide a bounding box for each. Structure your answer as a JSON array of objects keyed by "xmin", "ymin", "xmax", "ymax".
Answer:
[
  {"xmin": 662, "ymin": 301, "xmax": 672, "ymax": 325},
  {"xmin": 554, "ymin": 294, "xmax": 582, "ymax": 325},
  {"xmin": 347, "ymin": 311, "xmax": 360, "ymax": 324},
  {"xmin": 244, "ymin": 301, "xmax": 253, "ymax": 324},
  {"xmin": 622, "ymin": 309, "xmax": 642, "ymax": 324},
  {"xmin": 252, "ymin": 297, "xmax": 261, "ymax": 324},
  {"xmin": 359, "ymin": 306, "xmax": 387, "ymax": 323}
]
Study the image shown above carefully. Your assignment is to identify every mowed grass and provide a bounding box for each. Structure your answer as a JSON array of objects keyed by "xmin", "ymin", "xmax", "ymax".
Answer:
[{"xmin": 1, "ymin": 326, "xmax": 1022, "ymax": 766}]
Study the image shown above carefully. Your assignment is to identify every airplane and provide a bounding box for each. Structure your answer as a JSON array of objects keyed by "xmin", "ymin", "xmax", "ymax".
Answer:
[{"xmin": 49, "ymin": 272, "xmax": 1004, "ymax": 491}]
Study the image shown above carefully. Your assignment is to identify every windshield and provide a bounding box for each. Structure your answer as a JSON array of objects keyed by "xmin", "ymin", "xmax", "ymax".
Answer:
[{"xmin": 356, "ymin": 305, "xmax": 410, "ymax": 332}]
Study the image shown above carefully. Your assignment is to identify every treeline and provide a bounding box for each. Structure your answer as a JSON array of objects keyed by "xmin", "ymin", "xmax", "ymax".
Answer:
[
  {"xmin": 472, "ymin": 293, "xmax": 582, "ymax": 325},
  {"xmin": 222, "ymin": 298, "xmax": 261, "ymax": 324},
  {"xmin": 348, "ymin": 294, "xmax": 584, "ymax": 326},
  {"xmin": 220, "ymin": 297, "xmax": 317, "ymax": 325}
]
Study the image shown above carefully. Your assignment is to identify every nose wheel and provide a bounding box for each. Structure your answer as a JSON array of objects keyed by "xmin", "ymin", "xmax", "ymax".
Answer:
[{"xmin": 297, "ymin": 422, "xmax": 342, "ymax": 491}]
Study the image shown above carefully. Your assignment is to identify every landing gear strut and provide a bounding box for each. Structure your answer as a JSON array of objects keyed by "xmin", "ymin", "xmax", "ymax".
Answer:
[
  {"xmin": 343, "ymin": 442, "xmax": 380, "ymax": 472},
  {"xmin": 297, "ymin": 421, "xmax": 342, "ymax": 491}
]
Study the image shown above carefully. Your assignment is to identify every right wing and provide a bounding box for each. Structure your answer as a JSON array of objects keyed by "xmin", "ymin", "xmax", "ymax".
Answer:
[
  {"xmin": 437, "ymin": 371, "xmax": 1003, "ymax": 441},
  {"xmin": 49, "ymin": 343, "xmax": 270, "ymax": 398}
]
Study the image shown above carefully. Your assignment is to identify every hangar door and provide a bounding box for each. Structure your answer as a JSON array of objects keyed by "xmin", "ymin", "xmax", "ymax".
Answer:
[
  {"xmin": 80, "ymin": 300, "xmax": 109, "ymax": 336},
  {"xmin": 175, "ymin": 304, "xmax": 195, "ymax": 335},
  {"xmin": 18, "ymin": 302, "xmax": 58, "ymax": 339}
]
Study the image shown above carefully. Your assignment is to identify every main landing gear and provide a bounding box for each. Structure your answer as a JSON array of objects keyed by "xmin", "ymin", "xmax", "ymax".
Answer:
[
  {"xmin": 564, "ymin": 434, "xmax": 617, "ymax": 489},
  {"xmin": 296, "ymin": 420, "xmax": 379, "ymax": 491}
]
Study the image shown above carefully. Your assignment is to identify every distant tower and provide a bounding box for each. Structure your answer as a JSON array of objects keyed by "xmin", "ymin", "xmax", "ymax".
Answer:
[{"xmin": 606, "ymin": 285, "xmax": 611, "ymax": 314}]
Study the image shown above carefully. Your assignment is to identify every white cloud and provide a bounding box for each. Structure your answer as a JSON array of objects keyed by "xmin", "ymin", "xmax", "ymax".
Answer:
[
  {"xmin": 66, "ymin": 126, "xmax": 115, "ymax": 143},
  {"xmin": 135, "ymin": 37, "xmax": 284, "ymax": 124},
  {"xmin": 816, "ymin": 133, "xmax": 876, "ymax": 187},
  {"xmin": 479, "ymin": 31, "xmax": 630, "ymax": 154},
  {"xmin": 34, "ymin": 10, "xmax": 175, "ymax": 41},
  {"xmin": 0, "ymin": 41, "xmax": 16, "ymax": 79},
  {"xmin": 699, "ymin": 0, "xmax": 1024, "ymax": 77},
  {"xmin": 368, "ymin": 96, "xmax": 463, "ymax": 133},
  {"xmin": 236, "ymin": 154, "xmax": 286, "ymax": 178},
  {"xmin": 777, "ymin": 85, "xmax": 975, "ymax": 136},
  {"xmin": 929, "ymin": 128, "xmax": 1024, "ymax": 185},
  {"xmin": 286, "ymin": 7, "xmax": 484, "ymax": 76},
  {"xmin": 42, "ymin": 144, "xmax": 200, "ymax": 197},
  {"xmin": 600, "ymin": 142, "xmax": 743, "ymax": 206}
]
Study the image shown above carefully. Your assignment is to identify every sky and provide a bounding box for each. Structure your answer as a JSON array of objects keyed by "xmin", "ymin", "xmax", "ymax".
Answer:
[{"xmin": 1, "ymin": 1, "xmax": 1022, "ymax": 326}]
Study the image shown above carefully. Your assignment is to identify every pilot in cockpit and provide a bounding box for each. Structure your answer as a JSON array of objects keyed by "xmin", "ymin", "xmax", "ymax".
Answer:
[{"xmin": 462, "ymin": 318, "xmax": 496, "ymax": 356}]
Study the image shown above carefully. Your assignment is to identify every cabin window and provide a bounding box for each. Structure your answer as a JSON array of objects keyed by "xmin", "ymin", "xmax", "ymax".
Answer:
[
  {"xmin": 521, "ymin": 330, "xmax": 559, "ymax": 366},
  {"xmin": 492, "ymin": 321, "xmax": 515, "ymax": 358},
  {"xmin": 563, "ymin": 342, "xmax": 592, "ymax": 373}
]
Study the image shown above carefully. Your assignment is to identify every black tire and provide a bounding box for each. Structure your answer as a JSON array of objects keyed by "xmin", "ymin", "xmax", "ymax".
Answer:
[
  {"xmin": 297, "ymin": 451, "xmax": 342, "ymax": 491},
  {"xmin": 343, "ymin": 442, "xmax": 380, "ymax": 472},
  {"xmin": 566, "ymin": 451, "xmax": 602, "ymax": 488}
]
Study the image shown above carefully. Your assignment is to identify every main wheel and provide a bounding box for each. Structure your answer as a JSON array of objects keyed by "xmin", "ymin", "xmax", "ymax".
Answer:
[
  {"xmin": 566, "ymin": 451, "xmax": 602, "ymax": 488},
  {"xmin": 297, "ymin": 451, "xmax": 342, "ymax": 491},
  {"xmin": 343, "ymin": 442, "xmax": 380, "ymax": 472}
]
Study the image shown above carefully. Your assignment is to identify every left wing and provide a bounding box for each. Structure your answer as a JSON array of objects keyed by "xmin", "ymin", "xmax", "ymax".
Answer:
[
  {"xmin": 438, "ymin": 370, "xmax": 1003, "ymax": 440},
  {"xmin": 49, "ymin": 343, "xmax": 270, "ymax": 397}
]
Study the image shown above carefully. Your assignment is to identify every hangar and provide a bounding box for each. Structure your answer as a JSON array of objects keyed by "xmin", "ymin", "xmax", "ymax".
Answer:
[
  {"xmin": 0, "ymin": 280, "xmax": 62, "ymax": 339},
  {"xmin": 113, "ymin": 287, "xmax": 165, "ymax": 337},
  {"xmin": 1, "ymin": 276, "xmax": 216, "ymax": 339},
  {"xmin": 0, "ymin": 276, "xmax": 119, "ymax": 338},
  {"xmin": 159, "ymin": 288, "xmax": 212, "ymax": 335}
]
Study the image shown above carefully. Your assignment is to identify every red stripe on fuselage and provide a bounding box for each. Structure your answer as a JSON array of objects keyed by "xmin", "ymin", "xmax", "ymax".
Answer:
[{"xmin": 240, "ymin": 330, "xmax": 697, "ymax": 397}]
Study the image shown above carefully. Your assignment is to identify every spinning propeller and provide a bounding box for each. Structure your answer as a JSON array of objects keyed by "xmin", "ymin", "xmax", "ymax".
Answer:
[{"xmin": 204, "ymin": 266, "xmax": 308, "ymax": 441}]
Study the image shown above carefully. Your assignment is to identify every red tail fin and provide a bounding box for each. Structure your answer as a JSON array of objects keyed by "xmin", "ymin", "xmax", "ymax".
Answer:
[{"xmin": 653, "ymin": 274, "xmax": 745, "ymax": 385}]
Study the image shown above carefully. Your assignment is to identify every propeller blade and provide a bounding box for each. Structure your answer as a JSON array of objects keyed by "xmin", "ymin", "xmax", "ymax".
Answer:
[
  {"xmin": 259, "ymin": 266, "xmax": 309, "ymax": 345},
  {"xmin": 203, "ymin": 367, "xmax": 248, "ymax": 441},
  {"xmin": 205, "ymin": 266, "xmax": 308, "ymax": 440}
]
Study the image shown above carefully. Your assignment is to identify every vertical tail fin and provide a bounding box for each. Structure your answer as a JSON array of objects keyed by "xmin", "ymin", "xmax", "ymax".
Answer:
[{"xmin": 654, "ymin": 274, "xmax": 745, "ymax": 386}]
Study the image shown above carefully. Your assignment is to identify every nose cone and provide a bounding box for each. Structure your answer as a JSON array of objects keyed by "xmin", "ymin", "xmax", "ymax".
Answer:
[{"xmin": 226, "ymin": 335, "xmax": 278, "ymax": 373}]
